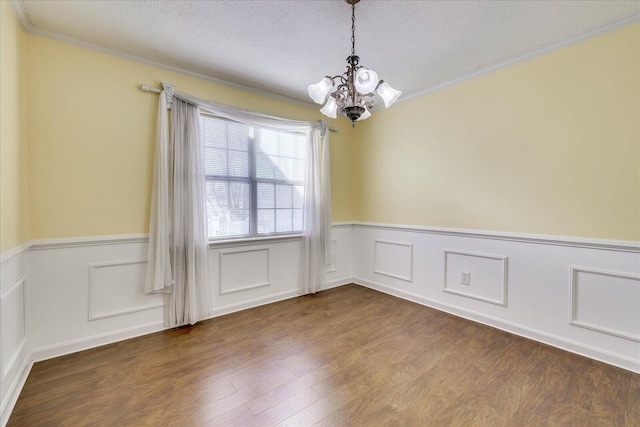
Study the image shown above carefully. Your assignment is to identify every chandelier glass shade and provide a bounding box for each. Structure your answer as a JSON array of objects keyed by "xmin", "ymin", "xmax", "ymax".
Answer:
[{"xmin": 307, "ymin": 0, "xmax": 401, "ymax": 127}]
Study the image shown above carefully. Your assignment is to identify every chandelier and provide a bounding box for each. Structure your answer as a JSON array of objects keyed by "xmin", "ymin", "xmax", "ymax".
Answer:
[{"xmin": 307, "ymin": 0, "xmax": 401, "ymax": 127}]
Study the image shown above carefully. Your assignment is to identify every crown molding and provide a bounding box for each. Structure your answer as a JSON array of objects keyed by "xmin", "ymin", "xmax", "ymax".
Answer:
[
  {"xmin": 9, "ymin": 0, "xmax": 30, "ymax": 32},
  {"xmin": 9, "ymin": 0, "xmax": 318, "ymax": 111},
  {"xmin": 397, "ymin": 14, "xmax": 640, "ymax": 104},
  {"xmin": 27, "ymin": 25, "xmax": 319, "ymax": 110}
]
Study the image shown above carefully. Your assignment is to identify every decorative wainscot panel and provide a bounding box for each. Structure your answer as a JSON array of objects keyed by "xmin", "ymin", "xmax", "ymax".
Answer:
[
  {"xmin": 88, "ymin": 260, "xmax": 164, "ymax": 321},
  {"xmin": 444, "ymin": 249, "xmax": 508, "ymax": 306},
  {"xmin": 1, "ymin": 277, "xmax": 27, "ymax": 376},
  {"xmin": 570, "ymin": 267, "xmax": 640, "ymax": 342},
  {"xmin": 219, "ymin": 247, "xmax": 270, "ymax": 295},
  {"xmin": 374, "ymin": 240, "xmax": 413, "ymax": 282}
]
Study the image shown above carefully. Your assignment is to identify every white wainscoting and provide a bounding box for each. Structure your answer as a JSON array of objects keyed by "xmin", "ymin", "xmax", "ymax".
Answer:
[
  {"xmin": 0, "ymin": 244, "xmax": 31, "ymax": 427},
  {"xmin": 21, "ymin": 225, "xmax": 354, "ymax": 364},
  {"xmin": 352, "ymin": 222, "xmax": 640, "ymax": 373},
  {"xmin": 28, "ymin": 238, "xmax": 166, "ymax": 364},
  {"xmin": 2, "ymin": 221, "xmax": 638, "ymax": 424}
]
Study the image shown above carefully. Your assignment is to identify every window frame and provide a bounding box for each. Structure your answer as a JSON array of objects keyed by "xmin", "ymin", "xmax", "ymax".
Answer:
[{"xmin": 202, "ymin": 112, "xmax": 306, "ymax": 241}]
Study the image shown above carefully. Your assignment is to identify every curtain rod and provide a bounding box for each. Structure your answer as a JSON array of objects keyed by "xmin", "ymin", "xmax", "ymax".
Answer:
[{"xmin": 139, "ymin": 84, "xmax": 338, "ymax": 132}]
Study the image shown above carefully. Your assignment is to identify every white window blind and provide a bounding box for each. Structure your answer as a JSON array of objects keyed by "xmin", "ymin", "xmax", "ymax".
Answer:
[{"xmin": 202, "ymin": 114, "xmax": 307, "ymax": 239}]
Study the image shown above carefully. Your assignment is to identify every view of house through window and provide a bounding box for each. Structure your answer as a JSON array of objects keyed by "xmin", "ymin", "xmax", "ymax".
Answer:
[{"xmin": 201, "ymin": 114, "xmax": 307, "ymax": 238}]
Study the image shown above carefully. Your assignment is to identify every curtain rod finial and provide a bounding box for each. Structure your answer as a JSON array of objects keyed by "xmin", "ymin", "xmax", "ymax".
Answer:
[{"xmin": 161, "ymin": 82, "xmax": 176, "ymax": 107}]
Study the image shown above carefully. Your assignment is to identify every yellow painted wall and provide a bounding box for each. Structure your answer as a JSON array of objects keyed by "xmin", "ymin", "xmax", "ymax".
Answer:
[
  {"xmin": 354, "ymin": 24, "xmax": 640, "ymax": 241},
  {"xmin": 26, "ymin": 35, "xmax": 354, "ymax": 240},
  {"xmin": 6, "ymin": 14, "xmax": 638, "ymax": 244},
  {"xmin": 0, "ymin": 1, "xmax": 29, "ymax": 252}
]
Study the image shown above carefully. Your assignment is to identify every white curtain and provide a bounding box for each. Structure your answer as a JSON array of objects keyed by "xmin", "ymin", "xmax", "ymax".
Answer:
[
  {"xmin": 145, "ymin": 91, "xmax": 173, "ymax": 295},
  {"xmin": 173, "ymin": 91, "xmax": 317, "ymax": 133},
  {"xmin": 146, "ymin": 89, "xmax": 332, "ymax": 326},
  {"xmin": 145, "ymin": 91, "xmax": 211, "ymax": 327},
  {"xmin": 170, "ymin": 93, "xmax": 332, "ymax": 295},
  {"xmin": 299, "ymin": 124, "xmax": 332, "ymax": 294}
]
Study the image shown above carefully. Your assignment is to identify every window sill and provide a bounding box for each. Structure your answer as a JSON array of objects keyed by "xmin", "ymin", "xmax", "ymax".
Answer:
[{"xmin": 208, "ymin": 234, "xmax": 303, "ymax": 248}]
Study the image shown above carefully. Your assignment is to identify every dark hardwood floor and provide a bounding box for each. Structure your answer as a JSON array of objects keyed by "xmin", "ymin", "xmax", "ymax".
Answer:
[{"xmin": 8, "ymin": 284, "xmax": 640, "ymax": 426}]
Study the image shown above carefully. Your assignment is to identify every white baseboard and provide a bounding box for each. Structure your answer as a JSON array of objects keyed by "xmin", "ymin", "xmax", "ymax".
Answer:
[
  {"xmin": 323, "ymin": 278, "xmax": 353, "ymax": 290},
  {"xmin": 31, "ymin": 321, "xmax": 167, "ymax": 363},
  {"xmin": 354, "ymin": 276, "xmax": 640, "ymax": 374},
  {"xmin": 208, "ymin": 289, "xmax": 299, "ymax": 319},
  {"xmin": 0, "ymin": 356, "xmax": 32, "ymax": 427}
]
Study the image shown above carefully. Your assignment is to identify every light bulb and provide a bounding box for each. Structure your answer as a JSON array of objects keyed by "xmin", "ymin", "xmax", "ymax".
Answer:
[
  {"xmin": 307, "ymin": 78, "xmax": 333, "ymax": 104},
  {"xmin": 376, "ymin": 82, "xmax": 402, "ymax": 108},
  {"xmin": 354, "ymin": 68, "xmax": 379, "ymax": 94},
  {"xmin": 320, "ymin": 97, "xmax": 338, "ymax": 119},
  {"xmin": 357, "ymin": 106, "xmax": 371, "ymax": 121}
]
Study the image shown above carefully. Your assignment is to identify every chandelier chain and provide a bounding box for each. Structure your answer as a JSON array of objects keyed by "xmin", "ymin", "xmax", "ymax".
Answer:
[{"xmin": 351, "ymin": 2, "xmax": 356, "ymax": 56}]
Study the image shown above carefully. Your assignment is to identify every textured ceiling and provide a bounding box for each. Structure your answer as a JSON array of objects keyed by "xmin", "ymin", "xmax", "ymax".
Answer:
[{"xmin": 13, "ymin": 0, "xmax": 640, "ymax": 106}]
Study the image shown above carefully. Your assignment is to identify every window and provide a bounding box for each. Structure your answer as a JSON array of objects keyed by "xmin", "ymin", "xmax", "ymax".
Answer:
[{"xmin": 202, "ymin": 114, "xmax": 307, "ymax": 239}]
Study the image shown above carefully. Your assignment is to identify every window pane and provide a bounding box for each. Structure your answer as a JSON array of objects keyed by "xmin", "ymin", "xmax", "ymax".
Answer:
[
  {"xmin": 293, "ymin": 185, "xmax": 304, "ymax": 209},
  {"xmin": 293, "ymin": 159, "xmax": 305, "ymax": 182},
  {"xmin": 207, "ymin": 181, "xmax": 229, "ymax": 210},
  {"xmin": 275, "ymin": 157, "xmax": 292, "ymax": 181},
  {"xmin": 255, "ymin": 152, "xmax": 274, "ymax": 179},
  {"xmin": 202, "ymin": 116, "xmax": 226, "ymax": 148},
  {"xmin": 279, "ymin": 133, "xmax": 294, "ymax": 157},
  {"xmin": 276, "ymin": 185, "xmax": 292, "ymax": 208},
  {"xmin": 293, "ymin": 208, "xmax": 304, "ymax": 231},
  {"xmin": 206, "ymin": 180, "xmax": 250, "ymax": 237},
  {"xmin": 229, "ymin": 181, "xmax": 250, "ymax": 210},
  {"xmin": 276, "ymin": 209, "xmax": 292, "ymax": 233},
  {"xmin": 295, "ymin": 135, "xmax": 306, "ymax": 158},
  {"xmin": 257, "ymin": 129, "xmax": 278, "ymax": 155},
  {"xmin": 257, "ymin": 183, "xmax": 274, "ymax": 209},
  {"xmin": 229, "ymin": 209, "xmax": 250, "ymax": 235},
  {"xmin": 228, "ymin": 149, "xmax": 249, "ymax": 177},
  {"xmin": 206, "ymin": 147, "xmax": 227, "ymax": 176},
  {"xmin": 255, "ymin": 129, "xmax": 306, "ymax": 182},
  {"xmin": 257, "ymin": 209, "xmax": 275, "ymax": 234},
  {"xmin": 227, "ymin": 121, "xmax": 250, "ymax": 151},
  {"xmin": 202, "ymin": 114, "xmax": 307, "ymax": 240}
]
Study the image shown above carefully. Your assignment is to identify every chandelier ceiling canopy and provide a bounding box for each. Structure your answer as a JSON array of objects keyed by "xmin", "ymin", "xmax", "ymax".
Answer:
[{"xmin": 307, "ymin": 0, "xmax": 402, "ymax": 127}]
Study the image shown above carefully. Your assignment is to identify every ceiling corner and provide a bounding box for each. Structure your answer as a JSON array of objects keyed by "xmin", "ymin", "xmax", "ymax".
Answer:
[{"xmin": 10, "ymin": 0, "xmax": 31, "ymax": 32}]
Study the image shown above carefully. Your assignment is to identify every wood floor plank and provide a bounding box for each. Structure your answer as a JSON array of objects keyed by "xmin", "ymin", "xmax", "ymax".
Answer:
[
  {"xmin": 246, "ymin": 364, "xmax": 335, "ymax": 415},
  {"xmin": 8, "ymin": 284, "xmax": 640, "ymax": 426},
  {"xmin": 626, "ymin": 374, "xmax": 640, "ymax": 425},
  {"xmin": 247, "ymin": 388, "xmax": 323, "ymax": 427},
  {"xmin": 277, "ymin": 381, "xmax": 370, "ymax": 427}
]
